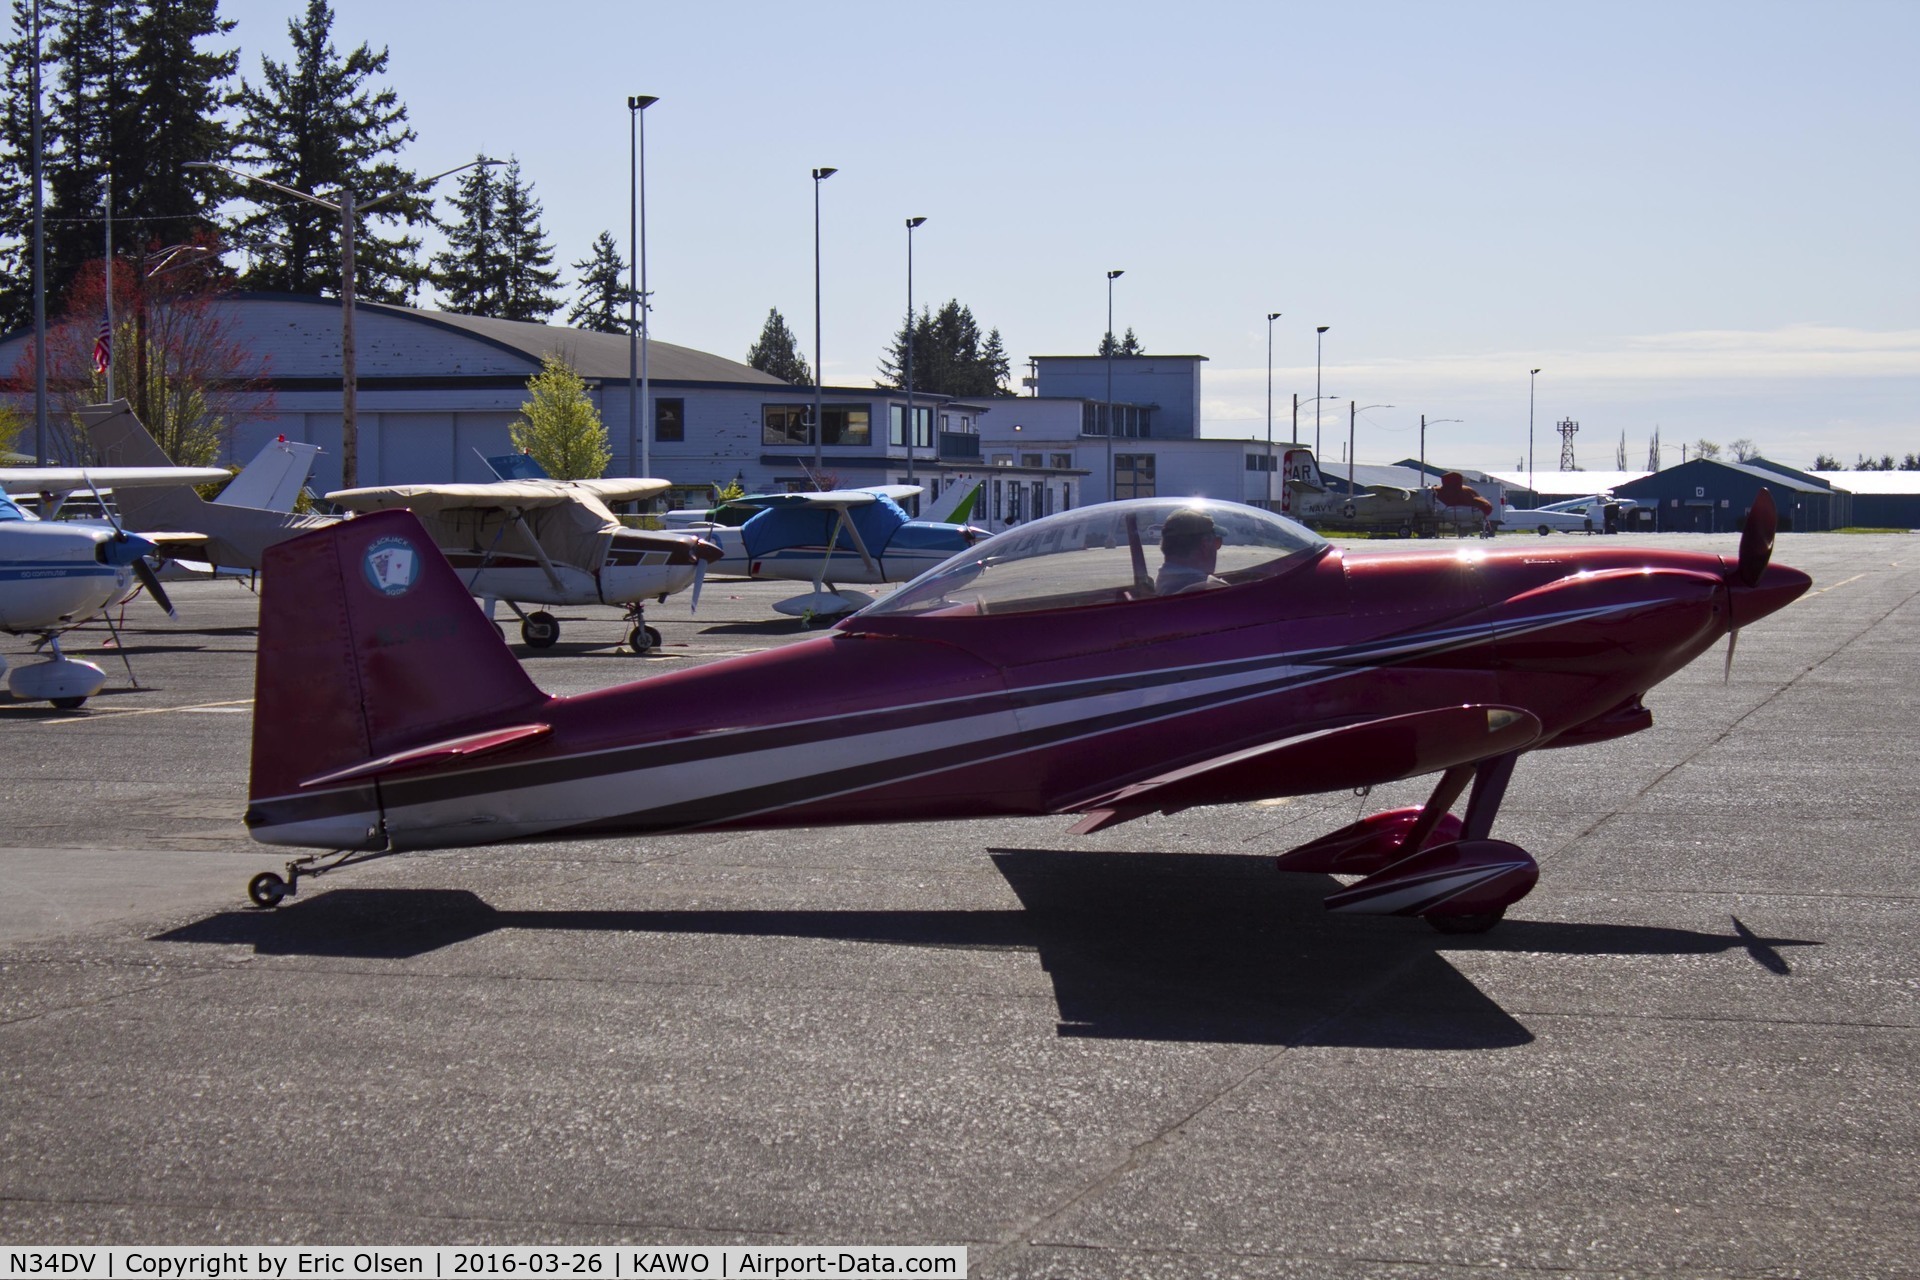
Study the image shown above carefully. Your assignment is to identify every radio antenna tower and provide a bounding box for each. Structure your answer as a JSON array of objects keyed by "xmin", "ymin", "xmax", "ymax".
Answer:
[{"xmin": 1556, "ymin": 417, "xmax": 1579, "ymax": 470}]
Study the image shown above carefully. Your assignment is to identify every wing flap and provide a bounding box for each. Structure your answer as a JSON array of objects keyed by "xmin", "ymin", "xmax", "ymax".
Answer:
[{"xmin": 1068, "ymin": 704, "xmax": 1543, "ymax": 834}]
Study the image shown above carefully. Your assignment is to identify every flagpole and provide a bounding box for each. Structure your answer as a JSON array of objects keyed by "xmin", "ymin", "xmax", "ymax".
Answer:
[{"xmin": 103, "ymin": 166, "xmax": 114, "ymax": 401}]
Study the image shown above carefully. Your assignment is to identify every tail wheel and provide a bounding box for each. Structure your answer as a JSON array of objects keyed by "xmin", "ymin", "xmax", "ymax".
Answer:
[
  {"xmin": 521, "ymin": 611, "xmax": 559, "ymax": 648},
  {"xmin": 1537, "ymin": 525, "xmax": 1551, "ymax": 536},
  {"xmin": 248, "ymin": 871, "xmax": 290, "ymax": 909}
]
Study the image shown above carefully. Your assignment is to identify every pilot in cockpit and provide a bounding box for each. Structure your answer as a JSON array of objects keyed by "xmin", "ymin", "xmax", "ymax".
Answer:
[{"xmin": 1154, "ymin": 508, "xmax": 1228, "ymax": 595}]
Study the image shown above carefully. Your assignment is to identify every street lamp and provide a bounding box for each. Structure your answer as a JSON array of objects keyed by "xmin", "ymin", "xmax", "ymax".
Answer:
[
  {"xmin": 1265, "ymin": 311, "xmax": 1281, "ymax": 507},
  {"xmin": 1348, "ymin": 400, "xmax": 1393, "ymax": 496},
  {"xmin": 1105, "ymin": 268, "xmax": 1123, "ymax": 502},
  {"xmin": 1314, "ymin": 325, "xmax": 1330, "ymax": 460},
  {"xmin": 1528, "ymin": 367, "xmax": 1541, "ymax": 502},
  {"xmin": 904, "ymin": 216, "xmax": 927, "ymax": 487},
  {"xmin": 627, "ymin": 94, "xmax": 658, "ymax": 484},
  {"xmin": 188, "ymin": 156, "xmax": 498, "ymax": 489},
  {"xmin": 1419, "ymin": 416, "xmax": 1462, "ymax": 487},
  {"xmin": 1291, "ymin": 393, "xmax": 1338, "ymax": 458},
  {"xmin": 810, "ymin": 166, "xmax": 837, "ymax": 485}
]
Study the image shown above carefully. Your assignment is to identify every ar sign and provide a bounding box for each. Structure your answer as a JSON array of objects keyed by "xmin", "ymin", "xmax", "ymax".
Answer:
[{"xmin": 363, "ymin": 536, "xmax": 419, "ymax": 597}]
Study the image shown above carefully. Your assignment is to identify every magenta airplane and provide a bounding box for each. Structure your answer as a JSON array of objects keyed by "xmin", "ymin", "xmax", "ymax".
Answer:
[{"xmin": 242, "ymin": 493, "xmax": 1808, "ymax": 932}]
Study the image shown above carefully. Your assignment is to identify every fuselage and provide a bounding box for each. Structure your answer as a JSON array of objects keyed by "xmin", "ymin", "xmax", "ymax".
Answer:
[
  {"xmin": 246, "ymin": 509, "xmax": 1809, "ymax": 853},
  {"xmin": 0, "ymin": 520, "xmax": 139, "ymax": 634}
]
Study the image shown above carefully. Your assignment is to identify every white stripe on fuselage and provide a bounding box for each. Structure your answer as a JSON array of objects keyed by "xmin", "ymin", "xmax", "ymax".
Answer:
[{"xmin": 266, "ymin": 595, "xmax": 1679, "ymax": 848}]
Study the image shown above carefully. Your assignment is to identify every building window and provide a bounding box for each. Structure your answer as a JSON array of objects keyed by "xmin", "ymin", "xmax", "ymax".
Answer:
[
  {"xmin": 1020, "ymin": 453, "xmax": 1042, "ymax": 468},
  {"xmin": 763, "ymin": 403, "xmax": 871, "ymax": 447},
  {"xmin": 1115, "ymin": 453, "xmax": 1156, "ymax": 499},
  {"xmin": 654, "ymin": 398, "xmax": 685, "ymax": 443},
  {"xmin": 1245, "ymin": 453, "xmax": 1275, "ymax": 471},
  {"xmin": 888, "ymin": 404, "xmax": 932, "ymax": 448},
  {"xmin": 763, "ymin": 404, "xmax": 809, "ymax": 446},
  {"xmin": 1051, "ymin": 453, "xmax": 1072, "ymax": 469}
]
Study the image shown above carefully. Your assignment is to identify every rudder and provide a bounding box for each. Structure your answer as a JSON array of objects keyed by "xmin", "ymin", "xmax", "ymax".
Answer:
[{"xmin": 249, "ymin": 509, "xmax": 547, "ymax": 812}]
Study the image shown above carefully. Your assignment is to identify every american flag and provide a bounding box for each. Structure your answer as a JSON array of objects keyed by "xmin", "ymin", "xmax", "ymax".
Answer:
[{"xmin": 92, "ymin": 314, "xmax": 111, "ymax": 375}]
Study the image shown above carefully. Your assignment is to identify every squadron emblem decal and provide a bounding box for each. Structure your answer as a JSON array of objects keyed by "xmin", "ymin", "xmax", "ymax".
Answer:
[{"xmin": 363, "ymin": 535, "xmax": 420, "ymax": 597}]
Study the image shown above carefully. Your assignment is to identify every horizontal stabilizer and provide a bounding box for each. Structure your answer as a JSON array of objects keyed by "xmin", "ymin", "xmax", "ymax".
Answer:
[
  {"xmin": 1070, "ymin": 704, "xmax": 1542, "ymax": 834},
  {"xmin": 301, "ymin": 722, "xmax": 552, "ymax": 789}
]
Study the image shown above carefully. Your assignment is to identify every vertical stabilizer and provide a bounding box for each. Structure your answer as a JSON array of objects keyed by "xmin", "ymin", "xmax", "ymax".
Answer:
[
  {"xmin": 249, "ymin": 510, "xmax": 547, "ymax": 810},
  {"xmin": 77, "ymin": 400, "xmax": 205, "ymax": 529}
]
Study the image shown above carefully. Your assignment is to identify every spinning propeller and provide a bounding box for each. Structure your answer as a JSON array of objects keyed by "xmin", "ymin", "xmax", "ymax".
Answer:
[{"xmin": 1724, "ymin": 487, "xmax": 1777, "ymax": 680}]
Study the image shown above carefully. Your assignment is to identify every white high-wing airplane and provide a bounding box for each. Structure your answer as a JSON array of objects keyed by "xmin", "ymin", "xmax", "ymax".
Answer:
[
  {"xmin": 0, "ymin": 463, "xmax": 229, "ymax": 706},
  {"xmin": 326, "ymin": 477, "xmax": 722, "ymax": 652},
  {"xmin": 665, "ymin": 482, "xmax": 988, "ymax": 621}
]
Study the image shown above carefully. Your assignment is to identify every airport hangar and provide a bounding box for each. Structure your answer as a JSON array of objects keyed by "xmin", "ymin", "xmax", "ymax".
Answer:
[{"xmin": 8, "ymin": 293, "xmax": 1408, "ymax": 533}]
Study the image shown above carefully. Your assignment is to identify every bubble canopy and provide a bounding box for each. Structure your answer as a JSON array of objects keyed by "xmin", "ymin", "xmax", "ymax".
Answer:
[{"xmin": 860, "ymin": 497, "xmax": 1329, "ymax": 619}]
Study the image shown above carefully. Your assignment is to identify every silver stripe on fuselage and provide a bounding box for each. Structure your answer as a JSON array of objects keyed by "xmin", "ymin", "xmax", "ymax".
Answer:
[{"xmin": 263, "ymin": 595, "xmax": 1682, "ymax": 848}]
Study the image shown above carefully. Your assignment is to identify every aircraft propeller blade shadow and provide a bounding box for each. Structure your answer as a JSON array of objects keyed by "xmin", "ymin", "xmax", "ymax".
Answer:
[{"xmin": 153, "ymin": 850, "xmax": 1816, "ymax": 1050}]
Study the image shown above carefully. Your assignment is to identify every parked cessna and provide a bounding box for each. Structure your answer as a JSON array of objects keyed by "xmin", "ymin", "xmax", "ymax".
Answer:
[
  {"xmin": 0, "ymin": 462, "xmax": 228, "ymax": 706},
  {"xmin": 241, "ymin": 490, "xmax": 1809, "ymax": 935},
  {"xmin": 326, "ymin": 475, "xmax": 722, "ymax": 652},
  {"xmin": 671, "ymin": 483, "xmax": 988, "ymax": 620}
]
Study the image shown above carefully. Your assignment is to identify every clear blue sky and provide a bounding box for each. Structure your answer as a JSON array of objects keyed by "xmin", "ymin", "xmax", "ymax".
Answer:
[{"xmin": 208, "ymin": 0, "xmax": 1917, "ymax": 472}]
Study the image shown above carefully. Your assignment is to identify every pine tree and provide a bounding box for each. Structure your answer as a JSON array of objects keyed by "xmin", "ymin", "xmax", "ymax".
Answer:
[
  {"xmin": 230, "ymin": 0, "xmax": 427, "ymax": 302},
  {"xmin": 431, "ymin": 156, "xmax": 502, "ymax": 314},
  {"xmin": 494, "ymin": 157, "xmax": 560, "ymax": 321},
  {"xmin": 0, "ymin": 0, "xmax": 51, "ymax": 331},
  {"xmin": 878, "ymin": 300, "xmax": 1009, "ymax": 396},
  {"xmin": 123, "ymin": 0, "xmax": 236, "ymax": 249},
  {"xmin": 510, "ymin": 352, "xmax": 610, "ymax": 480},
  {"xmin": 747, "ymin": 307, "xmax": 812, "ymax": 385},
  {"xmin": 566, "ymin": 231, "xmax": 635, "ymax": 333},
  {"xmin": 0, "ymin": 0, "xmax": 236, "ymax": 332}
]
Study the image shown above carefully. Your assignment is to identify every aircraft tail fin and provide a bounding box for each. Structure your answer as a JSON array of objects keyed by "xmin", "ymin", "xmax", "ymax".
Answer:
[
  {"xmin": 78, "ymin": 400, "xmax": 208, "ymax": 529},
  {"xmin": 922, "ymin": 479, "xmax": 983, "ymax": 525},
  {"xmin": 248, "ymin": 509, "xmax": 547, "ymax": 807},
  {"xmin": 215, "ymin": 437, "xmax": 322, "ymax": 512}
]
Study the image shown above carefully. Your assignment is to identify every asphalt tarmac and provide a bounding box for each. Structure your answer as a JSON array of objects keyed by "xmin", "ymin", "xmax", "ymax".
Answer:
[{"xmin": 2, "ymin": 531, "xmax": 1916, "ymax": 1276}]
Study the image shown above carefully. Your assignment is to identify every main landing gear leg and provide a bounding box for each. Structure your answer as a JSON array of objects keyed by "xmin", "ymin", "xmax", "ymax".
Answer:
[
  {"xmin": 246, "ymin": 844, "xmax": 400, "ymax": 909},
  {"xmin": 1293, "ymin": 751, "xmax": 1539, "ymax": 934}
]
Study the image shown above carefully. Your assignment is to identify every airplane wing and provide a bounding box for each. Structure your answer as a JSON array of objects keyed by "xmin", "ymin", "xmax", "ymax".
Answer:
[
  {"xmin": 561, "ymin": 478, "xmax": 672, "ymax": 504},
  {"xmin": 326, "ymin": 483, "xmax": 601, "ymax": 515},
  {"xmin": 727, "ymin": 485, "xmax": 922, "ymax": 511},
  {"xmin": 1068, "ymin": 704, "xmax": 1544, "ymax": 834},
  {"xmin": 1, "ymin": 465, "xmax": 231, "ymax": 496}
]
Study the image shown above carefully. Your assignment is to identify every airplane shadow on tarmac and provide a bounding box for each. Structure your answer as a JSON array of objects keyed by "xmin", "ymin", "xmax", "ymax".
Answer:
[{"xmin": 154, "ymin": 847, "xmax": 1816, "ymax": 1052}]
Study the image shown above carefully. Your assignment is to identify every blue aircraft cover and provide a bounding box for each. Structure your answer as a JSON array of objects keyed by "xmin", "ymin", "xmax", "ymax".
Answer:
[
  {"xmin": 740, "ymin": 495, "xmax": 911, "ymax": 561},
  {"xmin": 484, "ymin": 453, "xmax": 552, "ymax": 481}
]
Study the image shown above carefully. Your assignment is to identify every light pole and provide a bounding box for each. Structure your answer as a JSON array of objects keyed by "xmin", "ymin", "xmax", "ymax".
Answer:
[
  {"xmin": 1264, "ymin": 311, "xmax": 1281, "ymax": 507},
  {"xmin": 1292, "ymin": 394, "xmax": 1337, "ymax": 455},
  {"xmin": 904, "ymin": 215, "xmax": 927, "ymax": 486},
  {"xmin": 810, "ymin": 166, "xmax": 836, "ymax": 486},
  {"xmin": 1348, "ymin": 400, "xmax": 1394, "ymax": 496},
  {"xmin": 627, "ymin": 94, "xmax": 658, "ymax": 483},
  {"xmin": 1314, "ymin": 325, "xmax": 1330, "ymax": 460},
  {"xmin": 1528, "ymin": 367, "xmax": 1541, "ymax": 503},
  {"xmin": 189, "ymin": 157, "xmax": 497, "ymax": 489},
  {"xmin": 1105, "ymin": 268, "xmax": 1124, "ymax": 502},
  {"xmin": 30, "ymin": 0, "xmax": 46, "ymax": 461},
  {"xmin": 1419, "ymin": 416, "xmax": 1462, "ymax": 487}
]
